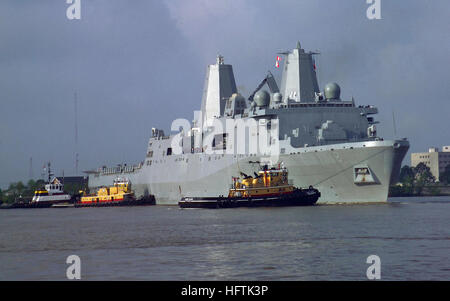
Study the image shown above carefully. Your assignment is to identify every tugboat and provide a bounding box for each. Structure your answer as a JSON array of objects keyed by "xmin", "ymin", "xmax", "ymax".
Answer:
[
  {"xmin": 179, "ymin": 165, "xmax": 320, "ymax": 209},
  {"xmin": 0, "ymin": 162, "xmax": 72, "ymax": 209},
  {"xmin": 31, "ymin": 179, "xmax": 72, "ymax": 205},
  {"xmin": 31, "ymin": 163, "xmax": 72, "ymax": 206},
  {"xmin": 75, "ymin": 177, "xmax": 155, "ymax": 207}
]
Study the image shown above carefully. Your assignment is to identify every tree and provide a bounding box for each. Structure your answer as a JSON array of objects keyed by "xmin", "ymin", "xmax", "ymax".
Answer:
[
  {"xmin": 3, "ymin": 180, "xmax": 41, "ymax": 203},
  {"xmin": 413, "ymin": 163, "xmax": 435, "ymax": 195},
  {"xmin": 394, "ymin": 165, "xmax": 415, "ymax": 196},
  {"xmin": 27, "ymin": 179, "xmax": 36, "ymax": 189},
  {"xmin": 399, "ymin": 165, "xmax": 414, "ymax": 183},
  {"xmin": 25, "ymin": 179, "xmax": 37, "ymax": 196},
  {"xmin": 8, "ymin": 182, "xmax": 16, "ymax": 192},
  {"xmin": 35, "ymin": 179, "xmax": 46, "ymax": 188},
  {"xmin": 15, "ymin": 181, "xmax": 25, "ymax": 195},
  {"xmin": 413, "ymin": 163, "xmax": 435, "ymax": 183}
]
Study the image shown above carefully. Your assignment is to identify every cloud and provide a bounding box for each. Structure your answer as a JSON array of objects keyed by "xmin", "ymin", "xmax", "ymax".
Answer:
[
  {"xmin": 162, "ymin": 0, "xmax": 450, "ymax": 161},
  {"xmin": 0, "ymin": 0, "xmax": 449, "ymax": 186}
]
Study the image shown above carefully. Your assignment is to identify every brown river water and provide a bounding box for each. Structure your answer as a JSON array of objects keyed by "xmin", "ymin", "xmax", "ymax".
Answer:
[{"xmin": 0, "ymin": 196, "xmax": 449, "ymax": 280}]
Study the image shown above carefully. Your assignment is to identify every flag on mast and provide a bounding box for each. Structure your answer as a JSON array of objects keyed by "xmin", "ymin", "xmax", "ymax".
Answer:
[{"xmin": 275, "ymin": 55, "xmax": 281, "ymax": 68}]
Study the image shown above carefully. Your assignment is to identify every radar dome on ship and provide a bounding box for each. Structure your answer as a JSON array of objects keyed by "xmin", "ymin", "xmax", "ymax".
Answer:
[
  {"xmin": 272, "ymin": 92, "xmax": 282, "ymax": 103},
  {"xmin": 254, "ymin": 90, "xmax": 270, "ymax": 107},
  {"xmin": 229, "ymin": 93, "xmax": 245, "ymax": 103},
  {"xmin": 324, "ymin": 82, "xmax": 341, "ymax": 100}
]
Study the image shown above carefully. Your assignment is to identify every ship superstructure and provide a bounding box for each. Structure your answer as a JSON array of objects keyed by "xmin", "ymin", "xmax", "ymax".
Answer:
[{"xmin": 87, "ymin": 42, "xmax": 409, "ymax": 204}]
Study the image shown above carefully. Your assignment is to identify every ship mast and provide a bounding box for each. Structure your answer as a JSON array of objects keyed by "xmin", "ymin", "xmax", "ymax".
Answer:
[
  {"xmin": 279, "ymin": 41, "xmax": 320, "ymax": 103},
  {"xmin": 47, "ymin": 162, "xmax": 53, "ymax": 183},
  {"xmin": 74, "ymin": 92, "xmax": 79, "ymax": 176}
]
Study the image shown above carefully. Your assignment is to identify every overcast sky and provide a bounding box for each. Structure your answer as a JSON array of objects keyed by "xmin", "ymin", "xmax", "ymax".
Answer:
[{"xmin": 0, "ymin": 0, "xmax": 449, "ymax": 188}]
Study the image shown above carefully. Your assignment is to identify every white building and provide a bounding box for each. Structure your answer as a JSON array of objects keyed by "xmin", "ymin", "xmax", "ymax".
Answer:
[{"xmin": 411, "ymin": 146, "xmax": 450, "ymax": 181}]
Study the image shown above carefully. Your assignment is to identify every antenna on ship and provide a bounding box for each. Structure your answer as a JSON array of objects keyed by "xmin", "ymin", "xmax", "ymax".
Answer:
[
  {"xmin": 41, "ymin": 163, "xmax": 46, "ymax": 180},
  {"xmin": 75, "ymin": 153, "xmax": 79, "ymax": 176},
  {"xmin": 47, "ymin": 162, "xmax": 53, "ymax": 183},
  {"xmin": 74, "ymin": 92, "xmax": 79, "ymax": 176},
  {"xmin": 313, "ymin": 48, "xmax": 321, "ymax": 87}
]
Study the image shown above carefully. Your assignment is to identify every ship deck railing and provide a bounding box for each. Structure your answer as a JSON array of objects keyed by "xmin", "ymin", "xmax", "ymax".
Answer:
[
  {"xmin": 280, "ymin": 102, "xmax": 355, "ymax": 108},
  {"xmin": 98, "ymin": 163, "xmax": 143, "ymax": 175}
]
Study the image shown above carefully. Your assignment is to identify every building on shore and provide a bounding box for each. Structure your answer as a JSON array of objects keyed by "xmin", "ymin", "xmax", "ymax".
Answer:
[{"xmin": 411, "ymin": 146, "xmax": 450, "ymax": 181}]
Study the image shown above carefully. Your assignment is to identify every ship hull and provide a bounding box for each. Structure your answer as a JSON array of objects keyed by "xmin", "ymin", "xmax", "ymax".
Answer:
[
  {"xmin": 32, "ymin": 194, "xmax": 72, "ymax": 204},
  {"xmin": 88, "ymin": 139, "xmax": 409, "ymax": 205},
  {"xmin": 75, "ymin": 195, "xmax": 156, "ymax": 208}
]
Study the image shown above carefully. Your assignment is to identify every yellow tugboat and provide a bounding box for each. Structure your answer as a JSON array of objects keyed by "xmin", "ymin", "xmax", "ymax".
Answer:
[
  {"xmin": 76, "ymin": 178, "xmax": 155, "ymax": 207},
  {"xmin": 228, "ymin": 167, "xmax": 294, "ymax": 198},
  {"xmin": 179, "ymin": 165, "xmax": 320, "ymax": 209}
]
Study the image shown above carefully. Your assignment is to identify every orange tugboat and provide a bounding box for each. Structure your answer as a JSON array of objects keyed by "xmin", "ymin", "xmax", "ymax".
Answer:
[
  {"xmin": 179, "ymin": 165, "xmax": 320, "ymax": 209},
  {"xmin": 76, "ymin": 178, "xmax": 155, "ymax": 207},
  {"xmin": 228, "ymin": 167, "xmax": 295, "ymax": 198}
]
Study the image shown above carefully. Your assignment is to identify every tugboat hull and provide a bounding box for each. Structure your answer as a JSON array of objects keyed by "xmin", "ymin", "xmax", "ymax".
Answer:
[
  {"xmin": 0, "ymin": 202, "xmax": 54, "ymax": 209},
  {"xmin": 179, "ymin": 188, "xmax": 320, "ymax": 209},
  {"xmin": 75, "ymin": 195, "xmax": 156, "ymax": 208}
]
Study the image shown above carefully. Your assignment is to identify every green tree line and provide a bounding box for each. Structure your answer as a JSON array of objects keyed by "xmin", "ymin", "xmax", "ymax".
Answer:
[{"xmin": 390, "ymin": 163, "xmax": 450, "ymax": 197}]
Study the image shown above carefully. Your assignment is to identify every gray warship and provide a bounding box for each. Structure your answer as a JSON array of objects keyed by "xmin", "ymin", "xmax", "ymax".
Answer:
[{"xmin": 86, "ymin": 42, "xmax": 409, "ymax": 204}]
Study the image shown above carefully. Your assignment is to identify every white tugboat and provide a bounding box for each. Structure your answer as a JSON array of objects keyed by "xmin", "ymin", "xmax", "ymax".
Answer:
[
  {"xmin": 0, "ymin": 163, "xmax": 72, "ymax": 209},
  {"xmin": 31, "ymin": 162, "xmax": 71, "ymax": 205}
]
